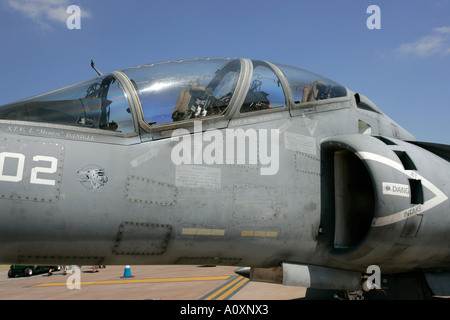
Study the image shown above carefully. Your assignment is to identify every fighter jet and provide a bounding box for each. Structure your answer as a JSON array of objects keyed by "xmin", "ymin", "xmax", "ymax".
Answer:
[{"xmin": 0, "ymin": 58, "xmax": 448, "ymax": 299}]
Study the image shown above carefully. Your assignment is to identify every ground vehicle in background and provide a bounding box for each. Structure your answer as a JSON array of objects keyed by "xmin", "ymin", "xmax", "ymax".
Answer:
[{"xmin": 7, "ymin": 265, "xmax": 61, "ymax": 278}]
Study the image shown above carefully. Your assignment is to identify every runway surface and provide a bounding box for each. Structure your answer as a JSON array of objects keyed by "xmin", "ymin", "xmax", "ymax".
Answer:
[{"xmin": 0, "ymin": 265, "xmax": 306, "ymax": 300}]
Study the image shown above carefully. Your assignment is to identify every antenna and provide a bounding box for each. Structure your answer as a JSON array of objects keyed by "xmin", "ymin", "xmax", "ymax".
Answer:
[{"xmin": 91, "ymin": 60, "xmax": 103, "ymax": 76}]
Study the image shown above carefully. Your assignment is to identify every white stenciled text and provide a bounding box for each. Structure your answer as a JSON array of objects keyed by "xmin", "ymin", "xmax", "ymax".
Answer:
[{"xmin": 0, "ymin": 152, "xmax": 57, "ymax": 186}]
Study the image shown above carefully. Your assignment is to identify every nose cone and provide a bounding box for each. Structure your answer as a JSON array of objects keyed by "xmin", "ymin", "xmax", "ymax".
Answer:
[{"xmin": 234, "ymin": 267, "xmax": 251, "ymax": 278}]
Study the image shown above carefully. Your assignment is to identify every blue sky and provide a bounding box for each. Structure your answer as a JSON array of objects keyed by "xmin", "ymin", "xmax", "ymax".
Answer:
[{"xmin": 0, "ymin": 0, "xmax": 449, "ymax": 144}]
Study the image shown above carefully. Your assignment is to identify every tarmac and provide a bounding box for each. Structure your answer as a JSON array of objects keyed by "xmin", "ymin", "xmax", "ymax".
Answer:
[{"xmin": 0, "ymin": 265, "xmax": 307, "ymax": 300}]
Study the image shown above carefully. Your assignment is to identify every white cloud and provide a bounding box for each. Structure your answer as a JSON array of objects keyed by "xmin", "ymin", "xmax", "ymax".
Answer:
[
  {"xmin": 396, "ymin": 26, "xmax": 450, "ymax": 57},
  {"xmin": 434, "ymin": 26, "xmax": 450, "ymax": 34},
  {"xmin": 5, "ymin": 0, "xmax": 91, "ymax": 29}
]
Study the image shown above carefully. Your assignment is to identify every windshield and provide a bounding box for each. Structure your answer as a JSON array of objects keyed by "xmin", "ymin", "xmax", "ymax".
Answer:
[
  {"xmin": 120, "ymin": 58, "xmax": 241, "ymax": 126},
  {"xmin": 0, "ymin": 75, "xmax": 134, "ymax": 133},
  {"xmin": 274, "ymin": 63, "xmax": 347, "ymax": 104},
  {"xmin": 240, "ymin": 60, "xmax": 286, "ymax": 113}
]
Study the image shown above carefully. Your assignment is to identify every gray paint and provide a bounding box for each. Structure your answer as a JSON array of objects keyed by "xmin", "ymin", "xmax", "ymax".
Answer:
[{"xmin": 0, "ymin": 58, "xmax": 448, "ymax": 296}]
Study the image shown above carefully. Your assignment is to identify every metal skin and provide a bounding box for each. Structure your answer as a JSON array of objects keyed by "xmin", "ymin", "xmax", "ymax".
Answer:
[{"xmin": 0, "ymin": 58, "xmax": 448, "ymax": 298}]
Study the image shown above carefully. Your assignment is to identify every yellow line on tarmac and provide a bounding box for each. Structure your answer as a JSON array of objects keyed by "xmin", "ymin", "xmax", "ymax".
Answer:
[
  {"xmin": 217, "ymin": 277, "xmax": 249, "ymax": 300},
  {"xmin": 203, "ymin": 276, "xmax": 249, "ymax": 300},
  {"xmin": 33, "ymin": 275, "xmax": 231, "ymax": 287}
]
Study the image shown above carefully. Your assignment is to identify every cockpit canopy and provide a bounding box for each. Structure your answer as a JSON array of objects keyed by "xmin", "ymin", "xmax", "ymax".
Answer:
[
  {"xmin": 0, "ymin": 74, "xmax": 134, "ymax": 133},
  {"xmin": 0, "ymin": 58, "xmax": 347, "ymax": 134}
]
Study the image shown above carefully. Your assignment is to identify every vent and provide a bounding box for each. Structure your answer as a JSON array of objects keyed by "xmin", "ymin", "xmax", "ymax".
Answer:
[
  {"xmin": 355, "ymin": 93, "xmax": 380, "ymax": 113},
  {"xmin": 394, "ymin": 151, "xmax": 417, "ymax": 170},
  {"xmin": 393, "ymin": 151, "xmax": 423, "ymax": 204},
  {"xmin": 374, "ymin": 136, "xmax": 397, "ymax": 145},
  {"xmin": 358, "ymin": 120, "xmax": 371, "ymax": 134},
  {"xmin": 409, "ymin": 179, "xmax": 424, "ymax": 204}
]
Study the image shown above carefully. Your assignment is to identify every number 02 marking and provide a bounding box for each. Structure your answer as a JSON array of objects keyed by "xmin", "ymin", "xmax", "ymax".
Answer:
[
  {"xmin": 30, "ymin": 155, "xmax": 58, "ymax": 186},
  {"xmin": 0, "ymin": 152, "xmax": 58, "ymax": 186}
]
